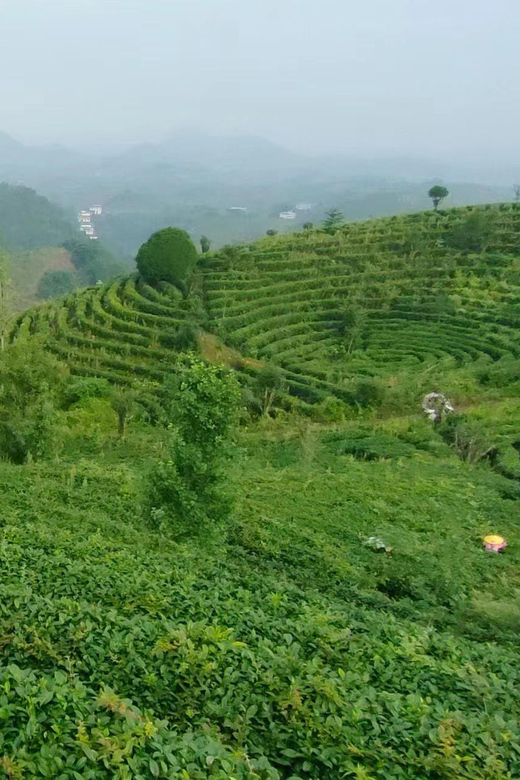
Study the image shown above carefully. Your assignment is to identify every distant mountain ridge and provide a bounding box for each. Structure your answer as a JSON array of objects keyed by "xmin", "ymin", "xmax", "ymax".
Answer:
[{"xmin": 0, "ymin": 128, "xmax": 517, "ymax": 260}]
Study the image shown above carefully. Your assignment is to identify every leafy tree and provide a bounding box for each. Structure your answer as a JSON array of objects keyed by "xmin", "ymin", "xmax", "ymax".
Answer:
[
  {"xmin": 149, "ymin": 357, "xmax": 241, "ymax": 534},
  {"xmin": 0, "ymin": 249, "xmax": 14, "ymax": 351},
  {"xmin": 136, "ymin": 228, "xmax": 198, "ymax": 287},
  {"xmin": 37, "ymin": 269, "xmax": 76, "ymax": 300},
  {"xmin": 303, "ymin": 221, "xmax": 314, "ymax": 230},
  {"xmin": 0, "ymin": 340, "xmax": 66, "ymax": 462},
  {"xmin": 322, "ymin": 209, "xmax": 344, "ymax": 233},
  {"xmin": 266, "ymin": 229, "xmax": 278, "ymax": 236},
  {"xmin": 255, "ymin": 364, "xmax": 286, "ymax": 416},
  {"xmin": 428, "ymin": 185, "xmax": 449, "ymax": 211},
  {"xmin": 514, "ymin": 184, "xmax": 520, "ymax": 202},
  {"xmin": 200, "ymin": 235, "xmax": 211, "ymax": 253},
  {"xmin": 110, "ymin": 388, "xmax": 138, "ymax": 437},
  {"xmin": 336, "ymin": 306, "xmax": 365, "ymax": 353},
  {"xmin": 63, "ymin": 236, "xmax": 123, "ymax": 285}
]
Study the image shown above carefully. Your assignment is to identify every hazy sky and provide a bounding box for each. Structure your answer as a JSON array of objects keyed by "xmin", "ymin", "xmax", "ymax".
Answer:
[{"xmin": 1, "ymin": 0, "xmax": 519, "ymax": 159}]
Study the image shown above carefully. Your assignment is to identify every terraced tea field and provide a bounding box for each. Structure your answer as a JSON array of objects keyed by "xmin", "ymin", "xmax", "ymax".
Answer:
[
  {"xmin": 11, "ymin": 203, "xmax": 520, "ymax": 415},
  {"xmin": 5, "ymin": 202, "xmax": 520, "ymax": 779}
]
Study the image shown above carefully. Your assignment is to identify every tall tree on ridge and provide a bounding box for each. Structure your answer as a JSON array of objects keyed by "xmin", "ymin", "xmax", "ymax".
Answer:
[{"xmin": 428, "ymin": 185, "xmax": 449, "ymax": 211}]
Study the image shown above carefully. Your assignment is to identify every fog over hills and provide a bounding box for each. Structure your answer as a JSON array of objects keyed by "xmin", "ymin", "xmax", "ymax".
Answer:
[
  {"xmin": 3, "ymin": 128, "xmax": 519, "ymax": 185},
  {"xmin": 0, "ymin": 128, "xmax": 516, "ymax": 256}
]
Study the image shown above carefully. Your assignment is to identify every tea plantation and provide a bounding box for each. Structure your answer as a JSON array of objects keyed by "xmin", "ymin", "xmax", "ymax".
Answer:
[{"xmin": 3, "ymin": 203, "xmax": 520, "ymax": 778}]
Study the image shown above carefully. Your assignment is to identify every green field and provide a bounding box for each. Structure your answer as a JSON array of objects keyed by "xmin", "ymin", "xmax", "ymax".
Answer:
[{"xmin": 3, "ymin": 204, "xmax": 520, "ymax": 778}]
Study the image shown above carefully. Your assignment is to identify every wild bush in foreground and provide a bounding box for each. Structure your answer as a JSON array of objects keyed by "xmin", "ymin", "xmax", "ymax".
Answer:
[
  {"xmin": 149, "ymin": 357, "xmax": 241, "ymax": 534},
  {"xmin": 0, "ymin": 341, "xmax": 66, "ymax": 463}
]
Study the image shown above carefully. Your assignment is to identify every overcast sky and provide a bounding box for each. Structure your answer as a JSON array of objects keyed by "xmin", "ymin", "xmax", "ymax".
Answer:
[{"xmin": 1, "ymin": 0, "xmax": 518, "ymax": 160}]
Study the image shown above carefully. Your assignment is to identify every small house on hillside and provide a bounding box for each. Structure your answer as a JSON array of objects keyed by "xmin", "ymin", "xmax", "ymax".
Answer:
[
  {"xmin": 89, "ymin": 205, "xmax": 103, "ymax": 215},
  {"xmin": 279, "ymin": 210, "xmax": 297, "ymax": 220},
  {"xmin": 78, "ymin": 211, "xmax": 91, "ymax": 223}
]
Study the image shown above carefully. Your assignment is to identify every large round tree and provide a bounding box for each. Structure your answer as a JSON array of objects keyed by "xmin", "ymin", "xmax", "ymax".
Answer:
[{"xmin": 136, "ymin": 228, "xmax": 198, "ymax": 286}]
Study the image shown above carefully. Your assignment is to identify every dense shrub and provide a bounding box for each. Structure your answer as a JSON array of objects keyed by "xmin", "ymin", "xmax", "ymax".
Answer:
[
  {"xmin": 63, "ymin": 235, "xmax": 124, "ymax": 284},
  {"xmin": 0, "ymin": 341, "xmax": 66, "ymax": 463},
  {"xmin": 61, "ymin": 376, "xmax": 111, "ymax": 409},
  {"xmin": 37, "ymin": 269, "xmax": 77, "ymax": 300},
  {"xmin": 352, "ymin": 378, "xmax": 386, "ymax": 408},
  {"xmin": 447, "ymin": 211, "xmax": 496, "ymax": 253},
  {"xmin": 136, "ymin": 228, "xmax": 198, "ymax": 287},
  {"xmin": 313, "ymin": 395, "xmax": 346, "ymax": 422},
  {"xmin": 149, "ymin": 357, "xmax": 241, "ymax": 534}
]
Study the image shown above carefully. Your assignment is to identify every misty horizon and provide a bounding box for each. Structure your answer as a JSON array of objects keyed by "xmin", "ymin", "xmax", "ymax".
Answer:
[
  {"xmin": 0, "ymin": 0, "xmax": 518, "ymax": 164},
  {"xmin": 1, "ymin": 127, "xmax": 519, "ymax": 176}
]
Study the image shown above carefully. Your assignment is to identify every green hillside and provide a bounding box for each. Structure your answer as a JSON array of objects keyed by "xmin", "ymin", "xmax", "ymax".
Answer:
[
  {"xmin": 13, "ymin": 203, "xmax": 520, "ymax": 411},
  {"xmin": 3, "ymin": 203, "xmax": 520, "ymax": 778},
  {"xmin": 0, "ymin": 183, "xmax": 74, "ymax": 251}
]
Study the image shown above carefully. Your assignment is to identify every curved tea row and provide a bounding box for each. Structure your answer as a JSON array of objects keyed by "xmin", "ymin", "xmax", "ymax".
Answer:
[{"xmin": 10, "ymin": 203, "xmax": 520, "ymax": 414}]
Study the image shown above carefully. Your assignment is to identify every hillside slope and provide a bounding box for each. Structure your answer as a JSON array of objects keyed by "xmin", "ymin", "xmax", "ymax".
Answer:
[
  {"xmin": 4, "ymin": 203, "xmax": 520, "ymax": 777},
  {"xmin": 13, "ymin": 203, "xmax": 520, "ymax": 409},
  {"xmin": 0, "ymin": 183, "xmax": 74, "ymax": 251}
]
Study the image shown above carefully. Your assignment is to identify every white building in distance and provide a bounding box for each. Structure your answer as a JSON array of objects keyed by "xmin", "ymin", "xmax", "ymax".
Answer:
[
  {"xmin": 279, "ymin": 210, "xmax": 297, "ymax": 220},
  {"xmin": 295, "ymin": 203, "xmax": 313, "ymax": 211},
  {"xmin": 90, "ymin": 205, "xmax": 103, "ymax": 215}
]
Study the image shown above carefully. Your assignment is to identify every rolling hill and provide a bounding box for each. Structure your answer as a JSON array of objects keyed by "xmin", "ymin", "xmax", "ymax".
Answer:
[
  {"xmin": 3, "ymin": 203, "xmax": 520, "ymax": 778},
  {"xmin": 0, "ymin": 182, "xmax": 74, "ymax": 251},
  {"xmin": 13, "ymin": 203, "xmax": 520, "ymax": 410}
]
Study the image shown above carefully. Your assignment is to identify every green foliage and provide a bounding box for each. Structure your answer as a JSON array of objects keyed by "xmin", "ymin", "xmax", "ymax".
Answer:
[
  {"xmin": 266, "ymin": 229, "xmax": 278, "ymax": 236},
  {"xmin": 110, "ymin": 387, "xmax": 139, "ymax": 437},
  {"xmin": 149, "ymin": 357, "xmax": 241, "ymax": 533},
  {"xmin": 200, "ymin": 235, "xmax": 211, "ymax": 253},
  {"xmin": 4, "ymin": 202, "xmax": 520, "ymax": 778},
  {"xmin": 332, "ymin": 430, "xmax": 417, "ymax": 459},
  {"xmin": 0, "ymin": 341, "xmax": 66, "ymax": 463},
  {"xmin": 352, "ymin": 378, "xmax": 386, "ymax": 408},
  {"xmin": 313, "ymin": 394, "xmax": 345, "ymax": 422},
  {"xmin": 64, "ymin": 235, "xmax": 124, "ymax": 285},
  {"xmin": 10, "ymin": 202, "xmax": 520, "ymax": 424},
  {"xmin": 136, "ymin": 227, "xmax": 198, "ymax": 287},
  {"xmin": 62, "ymin": 376, "xmax": 112, "ymax": 408},
  {"xmin": 428, "ymin": 185, "xmax": 449, "ymax": 210},
  {"xmin": 302, "ymin": 221, "xmax": 314, "ymax": 230},
  {"xmin": 37, "ymin": 268, "xmax": 77, "ymax": 300},
  {"xmin": 322, "ymin": 208, "xmax": 344, "ymax": 233},
  {"xmin": 170, "ymin": 322, "xmax": 200, "ymax": 351},
  {"xmin": 0, "ymin": 183, "xmax": 74, "ymax": 251},
  {"xmin": 438, "ymin": 412, "xmax": 497, "ymax": 464},
  {"xmin": 0, "ymin": 417, "xmax": 516, "ymax": 777},
  {"xmin": 447, "ymin": 210, "xmax": 496, "ymax": 252},
  {"xmin": 255, "ymin": 364, "xmax": 286, "ymax": 416}
]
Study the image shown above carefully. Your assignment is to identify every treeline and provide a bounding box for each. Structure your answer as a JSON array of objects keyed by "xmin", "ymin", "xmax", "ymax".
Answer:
[
  {"xmin": 35, "ymin": 238, "xmax": 126, "ymax": 300},
  {"xmin": 62, "ymin": 236, "xmax": 125, "ymax": 286}
]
